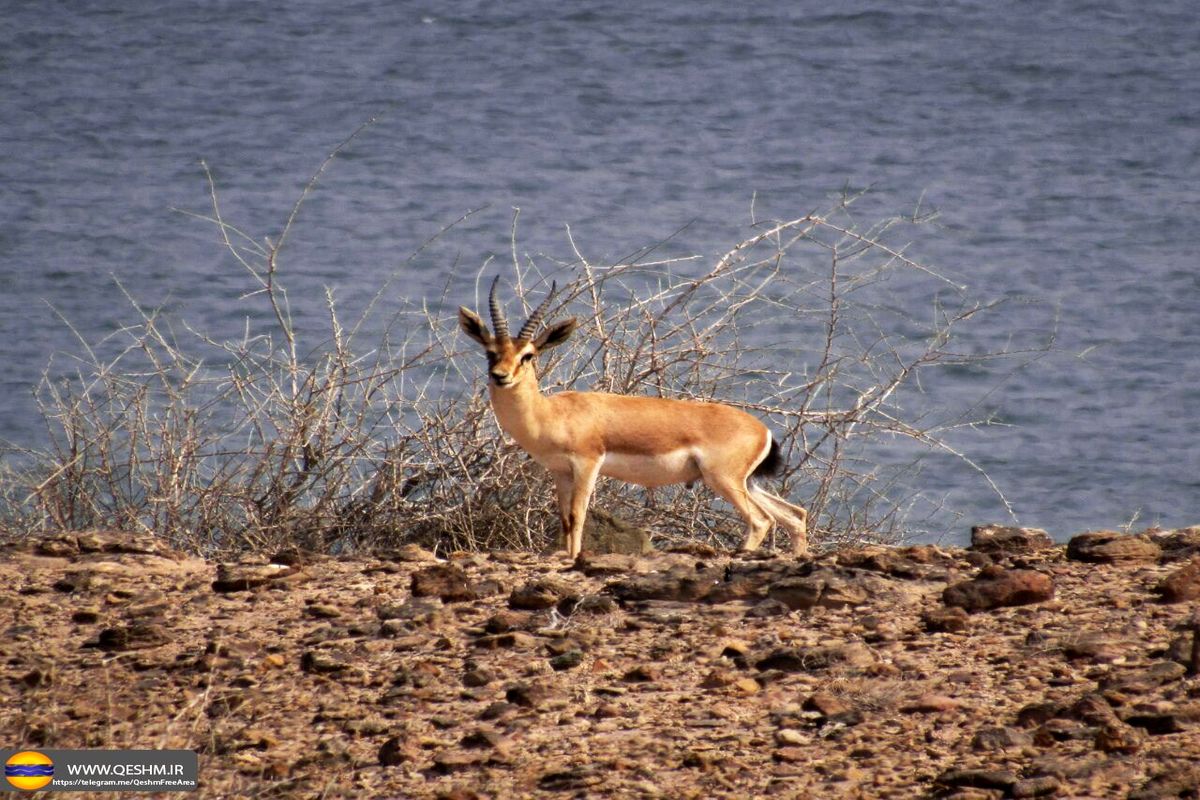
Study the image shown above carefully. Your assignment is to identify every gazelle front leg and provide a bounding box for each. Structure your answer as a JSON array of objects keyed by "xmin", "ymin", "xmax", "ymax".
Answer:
[
  {"xmin": 562, "ymin": 458, "xmax": 602, "ymax": 558},
  {"xmin": 552, "ymin": 472, "xmax": 574, "ymax": 554}
]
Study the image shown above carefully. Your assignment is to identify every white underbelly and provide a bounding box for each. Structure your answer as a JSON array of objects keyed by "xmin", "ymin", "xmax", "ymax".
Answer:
[{"xmin": 600, "ymin": 450, "xmax": 700, "ymax": 488}]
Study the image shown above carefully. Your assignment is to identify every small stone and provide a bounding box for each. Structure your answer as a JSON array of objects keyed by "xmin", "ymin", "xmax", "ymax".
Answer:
[
  {"xmin": 474, "ymin": 632, "xmax": 538, "ymax": 650},
  {"xmin": 1156, "ymin": 556, "xmax": 1200, "ymax": 603},
  {"xmin": 1128, "ymin": 764, "xmax": 1200, "ymax": 800},
  {"xmin": 549, "ymin": 651, "xmax": 583, "ymax": 671},
  {"xmin": 460, "ymin": 729, "xmax": 503, "ymax": 749},
  {"xmin": 1066, "ymin": 531, "xmax": 1161, "ymax": 564},
  {"xmin": 936, "ymin": 768, "xmax": 1018, "ymax": 791},
  {"xmin": 755, "ymin": 643, "xmax": 875, "ymax": 673},
  {"xmin": 1123, "ymin": 711, "xmax": 1189, "ymax": 735},
  {"xmin": 509, "ymin": 579, "xmax": 570, "ymax": 610},
  {"xmin": 1068, "ymin": 693, "xmax": 1119, "ymax": 725},
  {"xmin": 212, "ymin": 563, "xmax": 299, "ymax": 593},
  {"xmin": 431, "ymin": 750, "xmax": 483, "ymax": 774},
  {"xmin": 93, "ymin": 624, "xmax": 169, "ymax": 652},
  {"xmin": 943, "ymin": 566, "xmax": 1053, "ymax": 612},
  {"xmin": 1094, "ymin": 722, "xmax": 1145, "ymax": 753},
  {"xmin": 563, "ymin": 595, "xmax": 618, "ymax": 616},
  {"xmin": 462, "ymin": 668, "xmax": 495, "ymax": 688},
  {"xmin": 306, "ymin": 603, "xmax": 341, "ymax": 619},
  {"xmin": 1010, "ymin": 776, "xmax": 1061, "ymax": 798},
  {"xmin": 505, "ymin": 681, "xmax": 556, "ymax": 708},
  {"xmin": 970, "ymin": 525, "xmax": 1054, "ymax": 555},
  {"xmin": 538, "ymin": 765, "xmax": 603, "ymax": 791},
  {"xmin": 622, "ymin": 665, "xmax": 660, "ymax": 683},
  {"xmin": 483, "ymin": 610, "xmax": 529, "ymax": 634},
  {"xmin": 971, "ymin": 726, "xmax": 1034, "ymax": 751},
  {"xmin": 1012, "ymin": 705, "xmax": 1060, "ymax": 729},
  {"xmin": 410, "ymin": 564, "xmax": 476, "ymax": 602},
  {"xmin": 581, "ymin": 508, "xmax": 652, "ymax": 555},
  {"xmin": 606, "ymin": 569, "xmax": 720, "ymax": 603},
  {"xmin": 572, "ymin": 553, "xmax": 639, "ymax": 576},
  {"xmin": 767, "ymin": 572, "xmax": 871, "ymax": 611},
  {"xmin": 923, "ymin": 606, "xmax": 970, "ymax": 633},
  {"xmin": 300, "ymin": 650, "xmax": 351, "ymax": 674},
  {"xmin": 1062, "ymin": 633, "xmax": 1127, "ymax": 664},
  {"xmin": 744, "ymin": 599, "xmax": 790, "ymax": 618},
  {"xmin": 71, "ymin": 608, "xmax": 102, "ymax": 625},
  {"xmin": 772, "ymin": 747, "xmax": 808, "ymax": 764},
  {"xmin": 700, "ymin": 669, "xmax": 737, "ymax": 689},
  {"xmin": 479, "ymin": 702, "xmax": 517, "ymax": 721},
  {"xmin": 803, "ymin": 692, "xmax": 852, "ymax": 717},
  {"xmin": 378, "ymin": 736, "xmax": 416, "ymax": 766},
  {"xmin": 775, "ymin": 728, "xmax": 808, "ymax": 746},
  {"xmin": 901, "ymin": 693, "xmax": 964, "ymax": 714},
  {"xmin": 1099, "ymin": 662, "xmax": 1187, "ymax": 695}
]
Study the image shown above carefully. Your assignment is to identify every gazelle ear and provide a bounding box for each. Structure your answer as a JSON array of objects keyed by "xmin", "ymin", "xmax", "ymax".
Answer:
[
  {"xmin": 533, "ymin": 317, "xmax": 578, "ymax": 351},
  {"xmin": 458, "ymin": 307, "xmax": 492, "ymax": 346}
]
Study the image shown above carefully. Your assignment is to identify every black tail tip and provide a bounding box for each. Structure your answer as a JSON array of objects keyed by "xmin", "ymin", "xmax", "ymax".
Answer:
[{"xmin": 752, "ymin": 436, "xmax": 783, "ymax": 479}]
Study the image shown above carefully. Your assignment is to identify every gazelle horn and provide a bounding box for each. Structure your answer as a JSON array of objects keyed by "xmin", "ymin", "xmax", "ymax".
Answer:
[
  {"xmin": 488, "ymin": 276, "xmax": 510, "ymax": 341},
  {"xmin": 517, "ymin": 281, "xmax": 557, "ymax": 341}
]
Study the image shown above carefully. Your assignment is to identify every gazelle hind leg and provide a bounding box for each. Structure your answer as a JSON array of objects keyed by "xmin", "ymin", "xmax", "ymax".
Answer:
[
  {"xmin": 751, "ymin": 487, "xmax": 809, "ymax": 557},
  {"xmin": 702, "ymin": 470, "xmax": 774, "ymax": 552}
]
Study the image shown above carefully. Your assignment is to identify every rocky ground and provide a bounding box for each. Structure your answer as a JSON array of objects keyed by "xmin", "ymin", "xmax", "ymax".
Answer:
[{"xmin": 2, "ymin": 525, "xmax": 1200, "ymax": 799}]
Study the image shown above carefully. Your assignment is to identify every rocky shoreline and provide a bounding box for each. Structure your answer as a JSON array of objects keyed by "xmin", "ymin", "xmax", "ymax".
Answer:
[{"xmin": 3, "ymin": 525, "xmax": 1199, "ymax": 798}]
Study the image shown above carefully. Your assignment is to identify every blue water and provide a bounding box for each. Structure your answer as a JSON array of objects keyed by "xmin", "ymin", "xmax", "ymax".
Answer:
[{"xmin": 2, "ymin": 1, "xmax": 1198, "ymax": 542}]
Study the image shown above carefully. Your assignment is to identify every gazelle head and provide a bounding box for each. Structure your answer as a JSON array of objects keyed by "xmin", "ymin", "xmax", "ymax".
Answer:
[{"xmin": 458, "ymin": 277, "xmax": 578, "ymax": 389}]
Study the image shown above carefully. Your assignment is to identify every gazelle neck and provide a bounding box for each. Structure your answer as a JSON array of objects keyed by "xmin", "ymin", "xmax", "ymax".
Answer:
[{"xmin": 488, "ymin": 368, "xmax": 548, "ymax": 444}]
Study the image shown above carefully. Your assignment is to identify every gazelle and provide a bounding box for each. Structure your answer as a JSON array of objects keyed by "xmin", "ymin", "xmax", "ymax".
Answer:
[{"xmin": 458, "ymin": 278, "xmax": 808, "ymax": 559}]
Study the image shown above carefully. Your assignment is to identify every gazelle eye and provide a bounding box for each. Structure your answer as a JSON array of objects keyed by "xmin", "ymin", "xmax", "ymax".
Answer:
[
  {"xmin": 520, "ymin": 353, "xmax": 534, "ymax": 364},
  {"xmin": 486, "ymin": 352, "xmax": 498, "ymax": 365}
]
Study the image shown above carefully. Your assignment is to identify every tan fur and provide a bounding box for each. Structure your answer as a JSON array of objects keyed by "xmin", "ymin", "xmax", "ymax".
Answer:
[{"xmin": 458, "ymin": 297, "xmax": 808, "ymax": 558}]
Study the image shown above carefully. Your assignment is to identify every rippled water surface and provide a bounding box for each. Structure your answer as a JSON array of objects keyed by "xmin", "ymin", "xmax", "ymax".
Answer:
[{"xmin": 3, "ymin": 1, "xmax": 1198, "ymax": 541}]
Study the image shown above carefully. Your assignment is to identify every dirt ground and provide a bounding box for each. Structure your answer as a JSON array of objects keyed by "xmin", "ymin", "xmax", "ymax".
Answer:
[{"xmin": 2, "ymin": 526, "xmax": 1199, "ymax": 799}]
